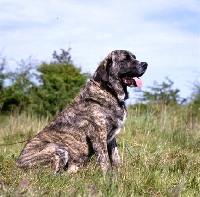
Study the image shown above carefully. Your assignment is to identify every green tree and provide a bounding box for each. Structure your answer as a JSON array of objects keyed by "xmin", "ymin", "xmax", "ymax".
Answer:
[
  {"xmin": 52, "ymin": 48, "xmax": 72, "ymax": 63},
  {"xmin": 0, "ymin": 49, "xmax": 91, "ymax": 116},
  {"xmin": 29, "ymin": 49, "xmax": 90, "ymax": 116},
  {"xmin": 0, "ymin": 56, "xmax": 6, "ymax": 94},
  {"xmin": 188, "ymin": 79, "xmax": 200, "ymax": 119},
  {"xmin": 0, "ymin": 57, "xmax": 36, "ymax": 113},
  {"xmin": 0, "ymin": 56, "xmax": 6, "ymax": 110},
  {"xmin": 139, "ymin": 78, "xmax": 186, "ymax": 105}
]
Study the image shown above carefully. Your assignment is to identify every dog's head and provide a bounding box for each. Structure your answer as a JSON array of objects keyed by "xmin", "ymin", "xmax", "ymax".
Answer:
[{"xmin": 93, "ymin": 50, "xmax": 148, "ymax": 103}]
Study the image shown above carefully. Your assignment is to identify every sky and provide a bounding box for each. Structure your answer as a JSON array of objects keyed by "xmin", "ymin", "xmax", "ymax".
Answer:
[{"xmin": 0, "ymin": 0, "xmax": 200, "ymax": 103}]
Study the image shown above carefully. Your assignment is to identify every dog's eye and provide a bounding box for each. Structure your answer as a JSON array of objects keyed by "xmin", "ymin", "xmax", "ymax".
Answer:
[{"xmin": 123, "ymin": 55, "xmax": 130, "ymax": 61}]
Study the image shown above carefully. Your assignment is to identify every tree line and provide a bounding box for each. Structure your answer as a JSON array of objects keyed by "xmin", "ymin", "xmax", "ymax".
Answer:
[
  {"xmin": 0, "ymin": 49, "xmax": 90, "ymax": 117},
  {"xmin": 0, "ymin": 49, "xmax": 200, "ymax": 119}
]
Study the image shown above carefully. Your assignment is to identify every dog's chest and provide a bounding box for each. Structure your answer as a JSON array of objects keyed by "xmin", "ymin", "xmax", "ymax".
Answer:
[
  {"xmin": 107, "ymin": 108, "xmax": 127, "ymax": 143},
  {"xmin": 116, "ymin": 110, "xmax": 126, "ymax": 134}
]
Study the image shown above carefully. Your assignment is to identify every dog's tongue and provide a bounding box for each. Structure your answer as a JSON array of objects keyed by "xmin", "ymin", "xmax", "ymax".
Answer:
[{"xmin": 133, "ymin": 77, "xmax": 142, "ymax": 88}]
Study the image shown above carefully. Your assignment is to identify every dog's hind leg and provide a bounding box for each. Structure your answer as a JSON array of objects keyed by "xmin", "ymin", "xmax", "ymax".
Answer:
[
  {"xmin": 17, "ymin": 143, "xmax": 69, "ymax": 174},
  {"xmin": 51, "ymin": 144, "xmax": 69, "ymax": 174}
]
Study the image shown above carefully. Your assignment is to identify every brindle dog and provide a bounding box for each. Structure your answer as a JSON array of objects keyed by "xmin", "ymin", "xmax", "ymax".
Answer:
[{"xmin": 17, "ymin": 50, "xmax": 148, "ymax": 173}]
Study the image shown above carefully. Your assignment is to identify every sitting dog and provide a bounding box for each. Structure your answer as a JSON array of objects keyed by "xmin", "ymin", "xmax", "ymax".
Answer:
[{"xmin": 17, "ymin": 50, "xmax": 148, "ymax": 173}]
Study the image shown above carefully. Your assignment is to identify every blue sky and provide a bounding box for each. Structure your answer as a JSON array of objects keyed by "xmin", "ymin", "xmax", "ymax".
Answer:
[{"xmin": 0, "ymin": 0, "xmax": 200, "ymax": 103}]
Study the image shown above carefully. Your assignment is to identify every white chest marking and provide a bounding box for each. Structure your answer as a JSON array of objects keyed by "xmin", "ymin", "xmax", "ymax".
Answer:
[
  {"xmin": 108, "ymin": 110, "xmax": 127, "ymax": 142},
  {"xmin": 115, "ymin": 111, "xmax": 126, "ymax": 135}
]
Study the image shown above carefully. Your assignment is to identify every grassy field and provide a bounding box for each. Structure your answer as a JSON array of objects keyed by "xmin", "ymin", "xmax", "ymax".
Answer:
[{"xmin": 0, "ymin": 104, "xmax": 199, "ymax": 197}]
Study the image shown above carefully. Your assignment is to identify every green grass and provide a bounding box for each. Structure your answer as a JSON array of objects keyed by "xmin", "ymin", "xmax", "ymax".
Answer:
[{"xmin": 0, "ymin": 105, "xmax": 199, "ymax": 197}]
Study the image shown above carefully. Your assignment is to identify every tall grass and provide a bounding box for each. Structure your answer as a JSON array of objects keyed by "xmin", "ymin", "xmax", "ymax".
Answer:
[{"xmin": 0, "ymin": 104, "xmax": 199, "ymax": 197}]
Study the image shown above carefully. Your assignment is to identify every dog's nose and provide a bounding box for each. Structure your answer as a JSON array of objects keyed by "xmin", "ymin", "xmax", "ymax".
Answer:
[{"xmin": 141, "ymin": 62, "xmax": 148, "ymax": 70}]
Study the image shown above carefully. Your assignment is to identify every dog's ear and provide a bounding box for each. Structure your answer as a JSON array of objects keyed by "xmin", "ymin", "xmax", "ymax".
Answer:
[
  {"xmin": 93, "ymin": 50, "xmax": 129, "ymax": 103},
  {"xmin": 93, "ymin": 53, "xmax": 112, "ymax": 82},
  {"xmin": 108, "ymin": 50, "xmax": 130, "ymax": 102}
]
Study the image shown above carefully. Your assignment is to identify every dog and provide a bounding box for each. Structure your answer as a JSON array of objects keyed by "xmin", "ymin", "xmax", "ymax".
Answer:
[{"xmin": 17, "ymin": 50, "xmax": 148, "ymax": 174}]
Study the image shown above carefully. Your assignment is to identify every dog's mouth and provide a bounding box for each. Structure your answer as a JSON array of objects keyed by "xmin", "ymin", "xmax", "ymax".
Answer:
[{"xmin": 122, "ymin": 76, "xmax": 143, "ymax": 88}]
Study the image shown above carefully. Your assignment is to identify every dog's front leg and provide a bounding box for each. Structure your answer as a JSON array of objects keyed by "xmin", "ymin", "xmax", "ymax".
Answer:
[
  {"xmin": 107, "ymin": 138, "xmax": 122, "ymax": 167},
  {"xmin": 89, "ymin": 134, "xmax": 111, "ymax": 172}
]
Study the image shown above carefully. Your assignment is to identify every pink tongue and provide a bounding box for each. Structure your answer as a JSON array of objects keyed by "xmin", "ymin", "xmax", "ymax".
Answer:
[{"xmin": 133, "ymin": 77, "xmax": 142, "ymax": 88}]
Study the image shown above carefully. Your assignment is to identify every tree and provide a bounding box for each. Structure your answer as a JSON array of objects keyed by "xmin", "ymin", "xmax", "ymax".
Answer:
[
  {"xmin": 52, "ymin": 48, "xmax": 72, "ymax": 63},
  {"xmin": 138, "ymin": 78, "xmax": 186, "ymax": 105},
  {"xmin": 0, "ymin": 49, "xmax": 91, "ymax": 116},
  {"xmin": 29, "ymin": 49, "xmax": 91, "ymax": 116},
  {"xmin": 188, "ymin": 80, "xmax": 200, "ymax": 119},
  {"xmin": 0, "ymin": 55, "xmax": 6, "ymax": 110},
  {"xmin": 0, "ymin": 56, "xmax": 6, "ymax": 94},
  {"xmin": 0, "ymin": 57, "xmax": 37, "ymax": 113}
]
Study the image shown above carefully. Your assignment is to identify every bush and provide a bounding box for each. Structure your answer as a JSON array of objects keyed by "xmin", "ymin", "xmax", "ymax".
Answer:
[{"xmin": 0, "ymin": 49, "xmax": 91, "ymax": 117}]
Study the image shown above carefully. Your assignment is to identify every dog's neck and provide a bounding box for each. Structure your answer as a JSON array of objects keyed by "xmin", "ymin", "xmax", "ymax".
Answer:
[
  {"xmin": 90, "ymin": 78, "xmax": 127, "ymax": 107},
  {"xmin": 90, "ymin": 78, "xmax": 114, "ymax": 96}
]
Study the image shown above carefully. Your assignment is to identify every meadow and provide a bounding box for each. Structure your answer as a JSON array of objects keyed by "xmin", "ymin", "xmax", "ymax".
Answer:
[{"xmin": 0, "ymin": 104, "xmax": 199, "ymax": 197}]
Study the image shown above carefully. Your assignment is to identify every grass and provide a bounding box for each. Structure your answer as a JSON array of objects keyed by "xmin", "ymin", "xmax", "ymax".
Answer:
[{"xmin": 0, "ymin": 104, "xmax": 199, "ymax": 197}]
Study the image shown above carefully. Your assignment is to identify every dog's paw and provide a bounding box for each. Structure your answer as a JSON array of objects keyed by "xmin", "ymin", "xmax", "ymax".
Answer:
[
  {"xmin": 112, "ymin": 159, "xmax": 122, "ymax": 168},
  {"xmin": 100, "ymin": 163, "xmax": 112, "ymax": 174},
  {"xmin": 66, "ymin": 164, "xmax": 79, "ymax": 174}
]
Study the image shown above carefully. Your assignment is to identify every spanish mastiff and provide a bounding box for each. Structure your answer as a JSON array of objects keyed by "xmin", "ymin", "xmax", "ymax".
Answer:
[{"xmin": 17, "ymin": 50, "xmax": 148, "ymax": 173}]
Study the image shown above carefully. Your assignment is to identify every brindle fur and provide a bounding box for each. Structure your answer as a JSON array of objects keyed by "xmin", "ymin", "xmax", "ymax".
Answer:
[{"xmin": 17, "ymin": 50, "xmax": 147, "ymax": 173}]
